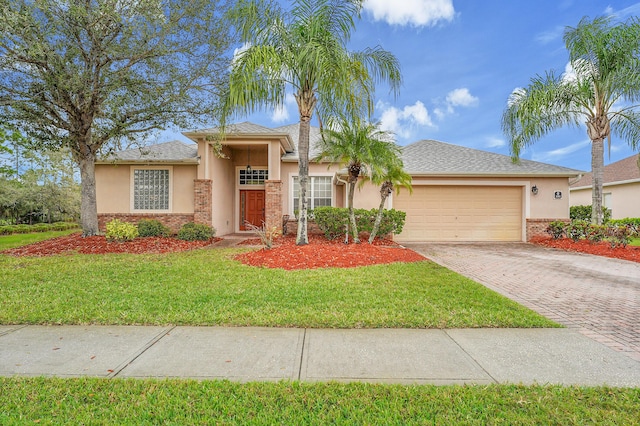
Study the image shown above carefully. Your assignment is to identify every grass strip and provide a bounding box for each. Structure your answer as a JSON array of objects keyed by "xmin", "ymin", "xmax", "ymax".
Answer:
[
  {"xmin": 0, "ymin": 248, "xmax": 557, "ymax": 328},
  {"xmin": 0, "ymin": 229, "xmax": 78, "ymax": 251},
  {"xmin": 1, "ymin": 378, "xmax": 638, "ymax": 425}
]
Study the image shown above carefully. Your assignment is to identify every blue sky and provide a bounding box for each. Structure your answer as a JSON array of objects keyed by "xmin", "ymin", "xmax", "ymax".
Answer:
[{"xmin": 166, "ymin": 0, "xmax": 640, "ymax": 172}]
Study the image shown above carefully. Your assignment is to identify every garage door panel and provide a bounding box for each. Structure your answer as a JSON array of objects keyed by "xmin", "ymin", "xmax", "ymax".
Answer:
[{"xmin": 395, "ymin": 186, "xmax": 523, "ymax": 242}]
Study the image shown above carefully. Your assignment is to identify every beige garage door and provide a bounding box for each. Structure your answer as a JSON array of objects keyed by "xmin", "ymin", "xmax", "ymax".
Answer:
[{"xmin": 394, "ymin": 186, "xmax": 523, "ymax": 242}]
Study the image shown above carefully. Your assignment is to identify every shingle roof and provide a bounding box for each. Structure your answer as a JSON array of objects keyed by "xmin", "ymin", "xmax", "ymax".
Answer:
[
  {"xmin": 402, "ymin": 139, "xmax": 582, "ymax": 176},
  {"xmin": 571, "ymin": 153, "xmax": 640, "ymax": 188},
  {"xmin": 101, "ymin": 140, "xmax": 198, "ymax": 163},
  {"xmin": 275, "ymin": 123, "xmax": 324, "ymax": 161},
  {"xmin": 195, "ymin": 121, "xmax": 283, "ymax": 135}
]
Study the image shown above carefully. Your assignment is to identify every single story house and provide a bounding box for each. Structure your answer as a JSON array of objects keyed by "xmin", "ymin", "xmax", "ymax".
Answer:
[
  {"xmin": 95, "ymin": 122, "xmax": 581, "ymax": 242},
  {"xmin": 570, "ymin": 153, "xmax": 640, "ymax": 219}
]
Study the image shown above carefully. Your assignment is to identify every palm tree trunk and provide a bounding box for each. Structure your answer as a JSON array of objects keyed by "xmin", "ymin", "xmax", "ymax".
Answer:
[
  {"xmin": 296, "ymin": 117, "xmax": 310, "ymax": 245},
  {"xmin": 591, "ymin": 137, "xmax": 605, "ymax": 225},
  {"xmin": 347, "ymin": 180, "xmax": 359, "ymax": 243},
  {"xmin": 369, "ymin": 182, "xmax": 391, "ymax": 243}
]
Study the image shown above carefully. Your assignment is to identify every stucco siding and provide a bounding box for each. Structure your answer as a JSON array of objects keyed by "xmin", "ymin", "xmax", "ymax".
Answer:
[
  {"xmin": 572, "ymin": 182, "xmax": 640, "ymax": 219},
  {"xmin": 96, "ymin": 165, "xmax": 131, "ymax": 213}
]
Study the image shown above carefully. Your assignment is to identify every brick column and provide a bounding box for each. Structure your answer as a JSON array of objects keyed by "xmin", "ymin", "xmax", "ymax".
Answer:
[
  {"xmin": 526, "ymin": 218, "xmax": 569, "ymax": 241},
  {"xmin": 194, "ymin": 179, "xmax": 212, "ymax": 225},
  {"xmin": 265, "ymin": 180, "xmax": 283, "ymax": 233}
]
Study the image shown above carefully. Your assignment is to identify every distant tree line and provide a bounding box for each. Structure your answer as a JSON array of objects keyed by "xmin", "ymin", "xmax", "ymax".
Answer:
[{"xmin": 0, "ymin": 126, "xmax": 79, "ymax": 224}]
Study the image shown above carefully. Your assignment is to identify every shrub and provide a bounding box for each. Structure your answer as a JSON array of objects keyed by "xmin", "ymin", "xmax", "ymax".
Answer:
[
  {"xmin": 137, "ymin": 219, "xmax": 171, "ymax": 237},
  {"xmin": 546, "ymin": 221, "xmax": 566, "ymax": 239},
  {"xmin": 586, "ymin": 224, "xmax": 606, "ymax": 243},
  {"xmin": 13, "ymin": 224, "xmax": 31, "ymax": 234},
  {"xmin": 567, "ymin": 220, "xmax": 589, "ymax": 241},
  {"xmin": 32, "ymin": 223, "xmax": 50, "ymax": 233},
  {"xmin": 312, "ymin": 207, "xmax": 407, "ymax": 240},
  {"xmin": 605, "ymin": 225, "xmax": 633, "ymax": 248},
  {"xmin": 177, "ymin": 222, "xmax": 214, "ymax": 241},
  {"xmin": 570, "ymin": 205, "xmax": 611, "ymax": 223},
  {"xmin": 105, "ymin": 219, "xmax": 139, "ymax": 242},
  {"xmin": 0, "ymin": 225, "xmax": 15, "ymax": 235},
  {"xmin": 608, "ymin": 218, "xmax": 640, "ymax": 237},
  {"xmin": 312, "ymin": 207, "xmax": 348, "ymax": 240}
]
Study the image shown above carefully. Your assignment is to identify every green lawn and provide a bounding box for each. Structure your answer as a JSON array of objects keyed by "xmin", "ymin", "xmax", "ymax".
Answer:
[
  {"xmin": 0, "ymin": 229, "xmax": 78, "ymax": 251},
  {"xmin": 630, "ymin": 237, "xmax": 640, "ymax": 247},
  {"xmin": 1, "ymin": 378, "xmax": 638, "ymax": 425},
  {"xmin": 0, "ymin": 246, "xmax": 556, "ymax": 328}
]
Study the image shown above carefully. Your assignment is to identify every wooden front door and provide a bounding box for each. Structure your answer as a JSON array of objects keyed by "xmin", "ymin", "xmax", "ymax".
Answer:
[{"xmin": 240, "ymin": 190, "xmax": 265, "ymax": 230}]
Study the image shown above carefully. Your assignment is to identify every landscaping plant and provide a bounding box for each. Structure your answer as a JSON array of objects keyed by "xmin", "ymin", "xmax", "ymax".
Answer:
[{"xmin": 105, "ymin": 219, "xmax": 138, "ymax": 242}]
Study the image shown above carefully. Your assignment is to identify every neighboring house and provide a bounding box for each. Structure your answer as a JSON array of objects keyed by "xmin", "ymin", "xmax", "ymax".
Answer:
[
  {"xmin": 569, "ymin": 153, "xmax": 640, "ymax": 219},
  {"xmin": 95, "ymin": 122, "xmax": 581, "ymax": 242}
]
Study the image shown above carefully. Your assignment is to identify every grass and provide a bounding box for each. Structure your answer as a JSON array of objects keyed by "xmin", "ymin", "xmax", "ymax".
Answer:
[
  {"xmin": 629, "ymin": 237, "xmax": 640, "ymax": 247},
  {"xmin": 0, "ymin": 247, "xmax": 557, "ymax": 328},
  {"xmin": 0, "ymin": 229, "xmax": 78, "ymax": 251},
  {"xmin": 1, "ymin": 378, "xmax": 639, "ymax": 424}
]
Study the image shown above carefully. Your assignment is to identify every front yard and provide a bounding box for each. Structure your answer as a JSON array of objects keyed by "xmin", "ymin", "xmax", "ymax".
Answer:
[
  {"xmin": 0, "ymin": 245, "xmax": 555, "ymax": 328},
  {"xmin": 2, "ymin": 233, "xmax": 637, "ymax": 425}
]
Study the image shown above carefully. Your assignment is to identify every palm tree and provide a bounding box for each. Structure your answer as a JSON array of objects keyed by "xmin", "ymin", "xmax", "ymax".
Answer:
[
  {"xmin": 315, "ymin": 118, "xmax": 400, "ymax": 243},
  {"xmin": 367, "ymin": 160, "xmax": 412, "ymax": 243},
  {"xmin": 502, "ymin": 16, "xmax": 640, "ymax": 224},
  {"xmin": 223, "ymin": 0, "xmax": 402, "ymax": 244}
]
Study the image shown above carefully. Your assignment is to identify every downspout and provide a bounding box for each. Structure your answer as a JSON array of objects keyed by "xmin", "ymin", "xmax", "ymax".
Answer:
[
  {"xmin": 334, "ymin": 173, "xmax": 348, "ymax": 206},
  {"xmin": 568, "ymin": 173, "xmax": 584, "ymax": 186}
]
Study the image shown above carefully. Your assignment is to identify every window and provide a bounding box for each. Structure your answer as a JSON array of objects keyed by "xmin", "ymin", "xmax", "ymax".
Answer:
[
  {"xmin": 133, "ymin": 168, "xmax": 170, "ymax": 211},
  {"xmin": 292, "ymin": 176, "xmax": 332, "ymax": 212},
  {"xmin": 239, "ymin": 169, "xmax": 268, "ymax": 185}
]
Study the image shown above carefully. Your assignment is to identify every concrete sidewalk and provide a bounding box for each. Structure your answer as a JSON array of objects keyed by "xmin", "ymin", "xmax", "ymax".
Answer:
[{"xmin": 2, "ymin": 325, "xmax": 640, "ymax": 386}]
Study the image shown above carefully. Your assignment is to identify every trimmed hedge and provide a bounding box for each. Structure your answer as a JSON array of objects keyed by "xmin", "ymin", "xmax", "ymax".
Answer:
[
  {"xmin": 312, "ymin": 207, "xmax": 406, "ymax": 240},
  {"xmin": 177, "ymin": 222, "xmax": 215, "ymax": 241},
  {"xmin": 0, "ymin": 222, "xmax": 79, "ymax": 235},
  {"xmin": 137, "ymin": 219, "xmax": 171, "ymax": 237},
  {"xmin": 570, "ymin": 205, "xmax": 611, "ymax": 223}
]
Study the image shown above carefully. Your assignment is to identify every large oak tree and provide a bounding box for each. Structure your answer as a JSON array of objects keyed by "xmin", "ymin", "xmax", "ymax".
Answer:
[{"xmin": 0, "ymin": 0, "xmax": 234, "ymax": 235}]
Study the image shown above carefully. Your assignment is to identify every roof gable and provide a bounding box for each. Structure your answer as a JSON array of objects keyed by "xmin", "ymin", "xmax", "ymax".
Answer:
[
  {"xmin": 402, "ymin": 140, "xmax": 582, "ymax": 177},
  {"xmin": 571, "ymin": 153, "xmax": 640, "ymax": 187}
]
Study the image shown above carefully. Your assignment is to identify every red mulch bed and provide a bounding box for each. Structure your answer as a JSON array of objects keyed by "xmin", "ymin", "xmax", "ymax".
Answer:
[
  {"xmin": 530, "ymin": 236, "xmax": 640, "ymax": 263},
  {"xmin": 234, "ymin": 234, "xmax": 426, "ymax": 270},
  {"xmin": 1, "ymin": 233, "xmax": 220, "ymax": 257}
]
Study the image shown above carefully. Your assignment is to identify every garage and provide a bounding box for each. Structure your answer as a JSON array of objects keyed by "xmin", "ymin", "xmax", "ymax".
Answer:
[{"xmin": 394, "ymin": 185, "xmax": 523, "ymax": 242}]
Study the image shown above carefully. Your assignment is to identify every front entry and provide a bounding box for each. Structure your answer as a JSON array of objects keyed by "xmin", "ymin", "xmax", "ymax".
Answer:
[{"xmin": 240, "ymin": 190, "xmax": 265, "ymax": 230}]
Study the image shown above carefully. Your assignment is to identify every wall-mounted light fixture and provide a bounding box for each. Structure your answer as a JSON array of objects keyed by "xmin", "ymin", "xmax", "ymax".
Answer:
[
  {"xmin": 531, "ymin": 185, "xmax": 538, "ymax": 195},
  {"xmin": 246, "ymin": 146, "xmax": 252, "ymax": 173}
]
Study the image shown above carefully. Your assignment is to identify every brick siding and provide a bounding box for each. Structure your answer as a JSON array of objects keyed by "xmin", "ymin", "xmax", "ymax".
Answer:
[
  {"xmin": 194, "ymin": 179, "xmax": 212, "ymax": 225},
  {"xmin": 265, "ymin": 180, "xmax": 283, "ymax": 233},
  {"xmin": 526, "ymin": 218, "xmax": 569, "ymax": 241},
  {"xmin": 98, "ymin": 213, "xmax": 195, "ymax": 234}
]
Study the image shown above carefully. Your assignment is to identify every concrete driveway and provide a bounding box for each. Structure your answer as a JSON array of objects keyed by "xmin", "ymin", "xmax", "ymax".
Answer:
[{"xmin": 404, "ymin": 242, "xmax": 640, "ymax": 362}]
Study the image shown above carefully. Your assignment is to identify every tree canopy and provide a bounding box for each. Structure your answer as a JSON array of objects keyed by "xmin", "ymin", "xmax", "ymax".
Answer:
[
  {"xmin": 0, "ymin": 0, "xmax": 235, "ymax": 235},
  {"xmin": 502, "ymin": 16, "xmax": 640, "ymax": 224},
  {"xmin": 224, "ymin": 0, "xmax": 401, "ymax": 244},
  {"xmin": 315, "ymin": 117, "xmax": 401, "ymax": 243}
]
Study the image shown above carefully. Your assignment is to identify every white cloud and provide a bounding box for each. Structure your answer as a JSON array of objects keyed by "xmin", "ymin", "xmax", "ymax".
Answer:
[
  {"xmin": 377, "ymin": 100, "xmax": 435, "ymax": 139},
  {"xmin": 435, "ymin": 88, "xmax": 479, "ymax": 118},
  {"xmin": 485, "ymin": 136, "xmax": 506, "ymax": 148},
  {"xmin": 270, "ymin": 93, "xmax": 296, "ymax": 123},
  {"xmin": 446, "ymin": 88, "xmax": 479, "ymax": 108},
  {"xmin": 532, "ymin": 140, "xmax": 590, "ymax": 162},
  {"xmin": 363, "ymin": 0, "xmax": 455, "ymax": 27},
  {"xmin": 535, "ymin": 25, "xmax": 564, "ymax": 45}
]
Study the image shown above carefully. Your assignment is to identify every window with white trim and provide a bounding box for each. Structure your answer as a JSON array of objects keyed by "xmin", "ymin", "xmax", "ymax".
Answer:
[
  {"xmin": 239, "ymin": 168, "xmax": 268, "ymax": 185},
  {"xmin": 292, "ymin": 176, "xmax": 332, "ymax": 212},
  {"xmin": 133, "ymin": 168, "xmax": 170, "ymax": 210}
]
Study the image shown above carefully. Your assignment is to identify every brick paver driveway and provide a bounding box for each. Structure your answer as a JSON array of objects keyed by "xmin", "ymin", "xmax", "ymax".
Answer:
[{"xmin": 405, "ymin": 243, "xmax": 640, "ymax": 362}]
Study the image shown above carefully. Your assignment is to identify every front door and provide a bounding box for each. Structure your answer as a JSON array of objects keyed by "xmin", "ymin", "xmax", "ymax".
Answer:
[{"xmin": 240, "ymin": 190, "xmax": 265, "ymax": 230}]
